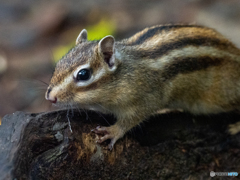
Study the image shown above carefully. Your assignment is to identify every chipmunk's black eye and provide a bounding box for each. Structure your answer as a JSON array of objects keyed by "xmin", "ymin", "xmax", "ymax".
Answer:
[{"xmin": 76, "ymin": 69, "xmax": 91, "ymax": 81}]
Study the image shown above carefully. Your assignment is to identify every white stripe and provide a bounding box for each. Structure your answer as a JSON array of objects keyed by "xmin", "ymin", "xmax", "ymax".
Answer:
[
  {"xmin": 52, "ymin": 62, "xmax": 107, "ymax": 95},
  {"xmin": 52, "ymin": 74, "xmax": 72, "ymax": 95}
]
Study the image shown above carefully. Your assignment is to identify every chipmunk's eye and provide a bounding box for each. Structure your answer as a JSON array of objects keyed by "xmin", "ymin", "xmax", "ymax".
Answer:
[{"xmin": 76, "ymin": 69, "xmax": 91, "ymax": 81}]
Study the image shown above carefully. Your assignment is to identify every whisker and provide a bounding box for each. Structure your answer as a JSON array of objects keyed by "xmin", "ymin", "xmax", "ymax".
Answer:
[
  {"xmin": 35, "ymin": 79, "xmax": 49, "ymax": 86},
  {"xmin": 48, "ymin": 101, "xmax": 53, "ymax": 111},
  {"xmin": 39, "ymin": 97, "xmax": 50, "ymax": 111},
  {"xmin": 66, "ymin": 105, "xmax": 69, "ymax": 117},
  {"xmin": 66, "ymin": 104, "xmax": 73, "ymax": 133},
  {"xmin": 74, "ymin": 94, "xmax": 112, "ymax": 125},
  {"xmin": 94, "ymin": 102, "xmax": 111, "ymax": 113},
  {"xmin": 77, "ymin": 105, "xmax": 93, "ymax": 125},
  {"xmin": 70, "ymin": 103, "xmax": 74, "ymax": 118},
  {"xmin": 74, "ymin": 94, "xmax": 90, "ymax": 121},
  {"xmin": 83, "ymin": 108, "xmax": 89, "ymax": 121},
  {"xmin": 89, "ymin": 101, "xmax": 111, "ymax": 125},
  {"xmin": 95, "ymin": 111, "xmax": 110, "ymax": 126},
  {"xmin": 70, "ymin": 95, "xmax": 92, "ymax": 124},
  {"xmin": 75, "ymin": 105, "xmax": 82, "ymax": 116}
]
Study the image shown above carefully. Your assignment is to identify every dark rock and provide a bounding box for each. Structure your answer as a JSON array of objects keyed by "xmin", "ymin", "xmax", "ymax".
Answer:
[{"xmin": 0, "ymin": 110, "xmax": 240, "ymax": 179}]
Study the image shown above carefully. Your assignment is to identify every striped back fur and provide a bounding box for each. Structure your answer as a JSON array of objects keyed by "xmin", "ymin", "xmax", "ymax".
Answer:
[{"xmin": 47, "ymin": 24, "xmax": 240, "ymax": 114}]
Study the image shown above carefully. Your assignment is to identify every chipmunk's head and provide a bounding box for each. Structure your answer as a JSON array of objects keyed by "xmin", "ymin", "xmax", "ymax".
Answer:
[{"xmin": 45, "ymin": 29, "xmax": 121, "ymax": 108}]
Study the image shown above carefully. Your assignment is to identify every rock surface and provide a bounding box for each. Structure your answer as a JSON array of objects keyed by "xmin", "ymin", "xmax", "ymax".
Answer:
[{"xmin": 0, "ymin": 110, "xmax": 240, "ymax": 179}]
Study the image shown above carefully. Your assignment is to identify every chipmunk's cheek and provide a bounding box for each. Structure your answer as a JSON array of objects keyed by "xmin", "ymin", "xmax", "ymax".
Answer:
[{"xmin": 73, "ymin": 92, "xmax": 84, "ymax": 103}]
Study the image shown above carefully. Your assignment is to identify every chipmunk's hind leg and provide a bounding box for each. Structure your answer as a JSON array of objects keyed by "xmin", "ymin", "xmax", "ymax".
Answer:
[{"xmin": 92, "ymin": 125, "xmax": 124, "ymax": 150}]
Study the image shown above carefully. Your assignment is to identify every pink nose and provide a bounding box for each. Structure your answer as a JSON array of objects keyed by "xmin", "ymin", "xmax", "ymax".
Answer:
[
  {"xmin": 46, "ymin": 88, "xmax": 57, "ymax": 104},
  {"xmin": 49, "ymin": 97, "xmax": 57, "ymax": 104},
  {"xmin": 46, "ymin": 95, "xmax": 57, "ymax": 104}
]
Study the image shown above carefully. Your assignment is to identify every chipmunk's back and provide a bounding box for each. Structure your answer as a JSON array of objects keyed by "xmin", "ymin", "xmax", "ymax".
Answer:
[
  {"xmin": 120, "ymin": 24, "xmax": 240, "ymax": 58},
  {"xmin": 115, "ymin": 24, "xmax": 240, "ymax": 114}
]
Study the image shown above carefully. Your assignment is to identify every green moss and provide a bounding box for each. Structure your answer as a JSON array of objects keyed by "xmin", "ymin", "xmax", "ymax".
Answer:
[{"xmin": 52, "ymin": 18, "xmax": 116, "ymax": 63}]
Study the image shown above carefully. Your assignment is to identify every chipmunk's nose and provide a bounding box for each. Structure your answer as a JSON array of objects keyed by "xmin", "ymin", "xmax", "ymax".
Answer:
[{"xmin": 45, "ymin": 87, "xmax": 57, "ymax": 104}]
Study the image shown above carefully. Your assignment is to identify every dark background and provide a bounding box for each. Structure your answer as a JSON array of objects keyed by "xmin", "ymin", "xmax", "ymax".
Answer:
[{"xmin": 1, "ymin": 0, "xmax": 240, "ymax": 120}]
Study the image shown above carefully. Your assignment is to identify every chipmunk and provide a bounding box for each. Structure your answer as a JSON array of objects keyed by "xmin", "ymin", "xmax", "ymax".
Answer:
[{"xmin": 46, "ymin": 24, "xmax": 240, "ymax": 149}]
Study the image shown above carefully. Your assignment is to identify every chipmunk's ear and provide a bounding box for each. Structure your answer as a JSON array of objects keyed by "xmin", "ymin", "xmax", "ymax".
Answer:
[
  {"xmin": 76, "ymin": 29, "xmax": 88, "ymax": 45},
  {"xmin": 98, "ymin": 35, "xmax": 116, "ymax": 69}
]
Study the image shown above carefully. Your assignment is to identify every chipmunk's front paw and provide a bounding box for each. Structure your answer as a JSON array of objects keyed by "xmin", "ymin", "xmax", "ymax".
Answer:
[{"xmin": 91, "ymin": 125, "xmax": 124, "ymax": 150}]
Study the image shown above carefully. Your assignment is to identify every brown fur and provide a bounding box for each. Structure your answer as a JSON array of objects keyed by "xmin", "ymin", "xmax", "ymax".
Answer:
[{"xmin": 46, "ymin": 24, "xmax": 240, "ymax": 148}]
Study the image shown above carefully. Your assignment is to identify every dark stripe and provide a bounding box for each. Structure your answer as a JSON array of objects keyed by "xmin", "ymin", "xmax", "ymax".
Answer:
[
  {"xmin": 161, "ymin": 56, "xmax": 224, "ymax": 82},
  {"xmin": 133, "ymin": 36, "xmax": 234, "ymax": 59},
  {"xmin": 129, "ymin": 24, "xmax": 202, "ymax": 45},
  {"xmin": 47, "ymin": 88, "xmax": 52, "ymax": 98},
  {"xmin": 52, "ymin": 42, "xmax": 98, "ymax": 85}
]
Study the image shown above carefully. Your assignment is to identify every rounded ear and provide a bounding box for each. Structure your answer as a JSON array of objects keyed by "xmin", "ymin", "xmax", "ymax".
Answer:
[
  {"xmin": 98, "ymin": 35, "xmax": 115, "ymax": 68},
  {"xmin": 76, "ymin": 29, "xmax": 88, "ymax": 45}
]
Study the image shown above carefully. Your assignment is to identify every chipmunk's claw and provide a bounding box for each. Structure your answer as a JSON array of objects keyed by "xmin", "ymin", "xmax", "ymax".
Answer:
[
  {"xmin": 92, "ymin": 125, "xmax": 124, "ymax": 150},
  {"xmin": 91, "ymin": 125, "xmax": 107, "ymax": 135}
]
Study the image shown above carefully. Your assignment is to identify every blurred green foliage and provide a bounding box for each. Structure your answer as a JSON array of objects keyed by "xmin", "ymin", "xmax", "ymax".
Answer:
[{"xmin": 53, "ymin": 18, "xmax": 116, "ymax": 63}]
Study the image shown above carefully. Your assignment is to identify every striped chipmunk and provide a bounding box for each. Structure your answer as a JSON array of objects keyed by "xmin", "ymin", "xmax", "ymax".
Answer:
[{"xmin": 46, "ymin": 24, "xmax": 240, "ymax": 149}]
